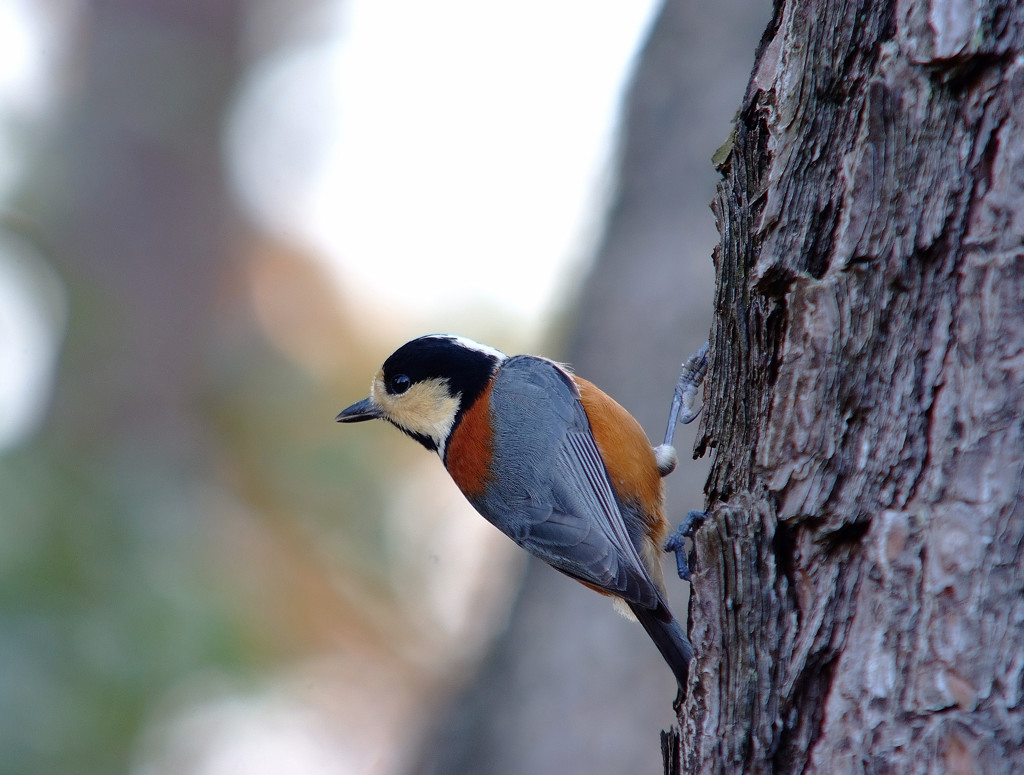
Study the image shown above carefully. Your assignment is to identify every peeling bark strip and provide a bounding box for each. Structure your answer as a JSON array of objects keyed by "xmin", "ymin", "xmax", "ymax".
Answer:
[{"xmin": 683, "ymin": 0, "xmax": 1024, "ymax": 773}]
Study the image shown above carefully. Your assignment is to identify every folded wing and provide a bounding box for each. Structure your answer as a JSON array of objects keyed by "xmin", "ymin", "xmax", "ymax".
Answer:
[{"xmin": 475, "ymin": 355, "xmax": 660, "ymax": 610}]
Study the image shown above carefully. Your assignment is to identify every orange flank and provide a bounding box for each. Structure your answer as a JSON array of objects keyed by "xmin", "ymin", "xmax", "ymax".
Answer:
[
  {"xmin": 445, "ymin": 381, "xmax": 495, "ymax": 498},
  {"xmin": 579, "ymin": 579, "xmax": 616, "ymax": 598},
  {"xmin": 574, "ymin": 377, "xmax": 667, "ymax": 544}
]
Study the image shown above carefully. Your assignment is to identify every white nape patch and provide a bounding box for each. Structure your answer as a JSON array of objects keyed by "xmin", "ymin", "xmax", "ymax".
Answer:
[{"xmin": 426, "ymin": 334, "xmax": 507, "ymax": 363}]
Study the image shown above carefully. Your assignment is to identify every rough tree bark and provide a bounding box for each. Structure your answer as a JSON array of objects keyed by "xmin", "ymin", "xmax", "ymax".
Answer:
[{"xmin": 675, "ymin": 0, "xmax": 1024, "ymax": 773}]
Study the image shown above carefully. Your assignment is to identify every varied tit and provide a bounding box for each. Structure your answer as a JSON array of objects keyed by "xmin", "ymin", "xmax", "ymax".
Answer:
[{"xmin": 337, "ymin": 334, "xmax": 702, "ymax": 689}]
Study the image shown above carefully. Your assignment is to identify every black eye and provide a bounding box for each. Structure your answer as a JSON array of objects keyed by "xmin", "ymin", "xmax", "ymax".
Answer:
[{"xmin": 389, "ymin": 374, "xmax": 411, "ymax": 395}]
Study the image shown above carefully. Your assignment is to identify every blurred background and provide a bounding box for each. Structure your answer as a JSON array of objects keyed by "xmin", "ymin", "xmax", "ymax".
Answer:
[{"xmin": 0, "ymin": 0, "xmax": 764, "ymax": 773}]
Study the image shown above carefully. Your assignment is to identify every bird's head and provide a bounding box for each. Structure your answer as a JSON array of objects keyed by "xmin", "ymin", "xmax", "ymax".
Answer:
[{"xmin": 336, "ymin": 334, "xmax": 506, "ymax": 455}]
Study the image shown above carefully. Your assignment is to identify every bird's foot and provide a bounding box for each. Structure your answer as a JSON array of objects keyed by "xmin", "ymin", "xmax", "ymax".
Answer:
[
  {"xmin": 660, "ymin": 342, "xmax": 710, "ymax": 458},
  {"xmin": 664, "ymin": 510, "xmax": 708, "ymax": 581}
]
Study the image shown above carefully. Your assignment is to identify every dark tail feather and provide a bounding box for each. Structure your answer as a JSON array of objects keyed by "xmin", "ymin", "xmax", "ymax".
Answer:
[{"xmin": 630, "ymin": 601, "xmax": 694, "ymax": 689}]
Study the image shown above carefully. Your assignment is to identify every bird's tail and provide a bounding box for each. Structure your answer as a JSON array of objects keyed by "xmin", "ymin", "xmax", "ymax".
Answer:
[{"xmin": 629, "ymin": 600, "xmax": 694, "ymax": 689}]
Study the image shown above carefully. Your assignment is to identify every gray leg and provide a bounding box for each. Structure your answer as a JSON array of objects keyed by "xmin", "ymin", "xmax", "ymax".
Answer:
[{"xmin": 654, "ymin": 342, "xmax": 710, "ymax": 476}]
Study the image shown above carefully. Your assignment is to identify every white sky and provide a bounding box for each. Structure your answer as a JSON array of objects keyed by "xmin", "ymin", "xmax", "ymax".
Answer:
[
  {"xmin": 227, "ymin": 0, "xmax": 661, "ymax": 330},
  {"xmin": 0, "ymin": 0, "xmax": 68, "ymax": 452}
]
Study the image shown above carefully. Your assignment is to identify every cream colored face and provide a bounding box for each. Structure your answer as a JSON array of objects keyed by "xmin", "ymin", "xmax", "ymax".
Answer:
[{"xmin": 369, "ymin": 369, "xmax": 461, "ymax": 454}]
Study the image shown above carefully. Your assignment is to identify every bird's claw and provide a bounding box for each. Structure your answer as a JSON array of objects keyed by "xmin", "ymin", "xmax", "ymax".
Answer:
[
  {"xmin": 662, "ymin": 342, "xmax": 710, "ymax": 450},
  {"xmin": 664, "ymin": 510, "xmax": 708, "ymax": 581}
]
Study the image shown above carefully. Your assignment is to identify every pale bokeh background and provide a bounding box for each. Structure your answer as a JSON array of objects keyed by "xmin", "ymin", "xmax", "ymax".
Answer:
[{"xmin": 0, "ymin": 1, "xmax": 762, "ymax": 772}]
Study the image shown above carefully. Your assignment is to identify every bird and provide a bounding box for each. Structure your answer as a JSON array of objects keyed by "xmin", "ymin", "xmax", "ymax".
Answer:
[{"xmin": 336, "ymin": 334, "xmax": 706, "ymax": 690}]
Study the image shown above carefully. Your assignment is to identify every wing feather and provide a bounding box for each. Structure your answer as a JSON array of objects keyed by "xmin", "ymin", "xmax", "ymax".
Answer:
[
  {"xmin": 472, "ymin": 355, "xmax": 660, "ymax": 609},
  {"xmin": 562, "ymin": 429, "xmax": 653, "ymax": 584}
]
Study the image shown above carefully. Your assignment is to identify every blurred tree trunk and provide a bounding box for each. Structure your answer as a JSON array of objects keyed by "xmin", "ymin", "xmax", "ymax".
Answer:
[
  {"xmin": 45, "ymin": 0, "xmax": 241, "ymax": 444},
  {"xmin": 10, "ymin": 3, "xmax": 243, "ymax": 773},
  {"xmin": 676, "ymin": 0, "xmax": 1024, "ymax": 773}
]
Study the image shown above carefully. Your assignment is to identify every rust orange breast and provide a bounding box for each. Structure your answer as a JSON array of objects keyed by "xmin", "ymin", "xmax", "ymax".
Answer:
[{"xmin": 444, "ymin": 381, "xmax": 495, "ymax": 499}]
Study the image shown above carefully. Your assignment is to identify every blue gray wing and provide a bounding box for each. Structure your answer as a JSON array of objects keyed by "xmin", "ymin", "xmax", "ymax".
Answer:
[{"xmin": 474, "ymin": 355, "xmax": 660, "ymax": 609}]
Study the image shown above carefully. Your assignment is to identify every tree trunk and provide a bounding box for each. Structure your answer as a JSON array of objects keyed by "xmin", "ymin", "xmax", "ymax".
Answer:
[{"xmin": 677, "ymin": 0, "xmax": 1024, "ymax": 773}]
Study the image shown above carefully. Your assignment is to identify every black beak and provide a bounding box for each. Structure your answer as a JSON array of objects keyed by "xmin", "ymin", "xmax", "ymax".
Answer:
[{"xmin": 335, "ymin": 398, "xmax": 382, "ymax": 423}]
